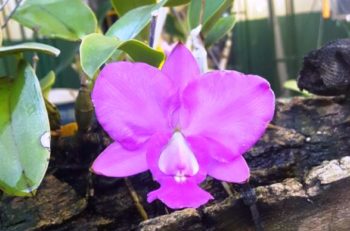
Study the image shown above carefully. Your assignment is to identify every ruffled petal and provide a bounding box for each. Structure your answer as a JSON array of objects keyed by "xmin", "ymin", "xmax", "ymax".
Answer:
[
  {"xmin": 161, "ymin": 43, "xmax": 200, "ymax": 91},
  {"xmin": 92, "ymin": 62, "xmax": 177, "ymax": 150},
  {"xmin": 207, "ymin": 156, "xmax": 250, "ymax": 183},
  {"xmin": 180, "ymin": 71, "xmax": 275, "ymax": 162},
  {"xmin": 147, "ymin": 178, "xmax": 213, "ymax": 209},
  {"xmin": 92, "ymin": 142, "xmax": 148, "ymax": 177}
]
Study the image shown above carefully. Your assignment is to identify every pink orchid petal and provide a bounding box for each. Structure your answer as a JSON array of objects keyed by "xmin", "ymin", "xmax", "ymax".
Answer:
[
  {"xmin": 92, "ymin": 142, "xmax": 147, "ymax": 177},
  {"xmin": 180, "ymin": 71, "xmax": 275, "ymax": 161},
  {"xmin": 146, "ymin": 133, "xmax": 207, "ymax": 183},
  {"xmin": 208, "ymin": 156, "xmax": 250, "ymax": 183},
  {"xmin": 146, "ymin": 132, "xmax": 171, "ymax": 180},
  {"xmin": 92, "ymin": 62, "xmax": 177, "ymax": 150},
  {"xmin": 161, "ymin": 43, "xmax": 200, "ymax": 91},
  {"xmin": 186, "ymin": 136, "xmax": 234, "ymax": 163},
  {"xmin": 147, "ymin": 178, "xmax": 213, "ymax": 209}
]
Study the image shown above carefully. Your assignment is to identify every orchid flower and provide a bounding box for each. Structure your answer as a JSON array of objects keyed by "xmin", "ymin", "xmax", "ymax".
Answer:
[{"xmin": 91, "ymin": 44, "xmax": 275, "ymax": 209}]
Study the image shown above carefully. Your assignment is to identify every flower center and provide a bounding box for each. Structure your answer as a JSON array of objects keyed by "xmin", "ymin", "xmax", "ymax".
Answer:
[{"xmin": 158, "ymin": 132, "xmax": 199, "ymax": 183}]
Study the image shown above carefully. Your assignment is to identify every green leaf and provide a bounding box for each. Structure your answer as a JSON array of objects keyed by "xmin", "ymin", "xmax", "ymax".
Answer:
[
  {"xmin": 40, "ymin": 71, "xmax": 56, "ymax": 99},
  {"xmin": 80, "ymin": 33, "xmax": 121, "ymax": 78},
  {"xmin": 188, "ymin": 0, "xmax": 202, "ymax": 30},
  {"xmin": 12, "ymin": 0, "xmax": 97, "ymax": 41},
  {"xmin": 96, "ymin": 0, "xmax": 113, "ymax": 25},
  {"xmin": 165, "ymin": 0, "xmax": 191, "ymax": 6},
  {"xmin": 204, "ymin": 15, "xmax": 235, "ymax": 47},
  {"xmin": 111, "ymin": 0, "xmax": 156, "ymax": 16},
  {"xmin": 0, "ymin": 61, "xmax": 50, "ymax": 196},
  {"xmin": 165, "ymin": 14, "xmax": 186, "ymax": 41},
  {"xmin": 0, "ymin": 42, "xmax": 60, "ymax": 57},
  {"xmin": 106, "ymin": 0, "xmax": 166, "ymax": 40},
  {"xmin": 80, "ymin": 34, "xmax": 164, "ymax": 78},
  {"xmin": 188, "ymin": 0, "xmax": 233, "ymax": 33},
  {"xmin": 202, "ymin": 0, "xmax": 233, "ymax": 34},
  {"xmin": 283, "ymin": 80, "xmax": 312, "ymax": 96},
  {"xmin": 118, "ymin": 39, "xmax": 164, "ymax": 67}
]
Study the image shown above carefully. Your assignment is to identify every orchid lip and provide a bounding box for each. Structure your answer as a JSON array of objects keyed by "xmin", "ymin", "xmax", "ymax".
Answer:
[{"xmin": 158, "ymin": 131, "xmax": 199, "ymax": 182}]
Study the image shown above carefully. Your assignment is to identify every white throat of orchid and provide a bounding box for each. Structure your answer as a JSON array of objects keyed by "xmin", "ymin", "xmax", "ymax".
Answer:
[{"xmin": 158, "ymin": 132, "xmax": 199, "ymax": 183}]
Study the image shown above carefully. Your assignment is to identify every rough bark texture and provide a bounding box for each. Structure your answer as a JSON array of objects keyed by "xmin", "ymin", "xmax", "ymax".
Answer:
[{"xmin": 1, "ymin": 96, "xmax": 350, "ymax": 231}]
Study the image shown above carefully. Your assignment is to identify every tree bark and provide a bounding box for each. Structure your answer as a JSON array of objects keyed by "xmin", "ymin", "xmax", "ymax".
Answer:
[{"xmin": 1, "ymin": 96, "xmax": 350, "ymax": 230}]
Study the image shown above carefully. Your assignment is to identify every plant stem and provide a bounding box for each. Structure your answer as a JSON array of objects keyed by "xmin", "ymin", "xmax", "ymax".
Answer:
[
  {"xmin": 124, "ymin": 178, "xmax": 148, "ymax": 221},
  {"xmin": 32, "ymin": 53, "xmax": 39, "ymax": 71},
  {"xmin": 237, "ymin": 182, "xmax": 264, "ymax": 231}
]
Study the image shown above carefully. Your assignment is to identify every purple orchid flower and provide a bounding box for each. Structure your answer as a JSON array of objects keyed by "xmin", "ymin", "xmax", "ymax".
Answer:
[{"xmin": 91, "ymin": 43, "xmax": 275, "ymax": 209}]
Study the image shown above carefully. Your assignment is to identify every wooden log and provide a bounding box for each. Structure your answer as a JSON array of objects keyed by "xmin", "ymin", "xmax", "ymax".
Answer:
[
  {"xmin": 0, "ymin": 175, "xmax": 87, "ymax": 231},
  {"xmin": 1, "ymin": 96, "xmax": 350, "ymax": 230}
]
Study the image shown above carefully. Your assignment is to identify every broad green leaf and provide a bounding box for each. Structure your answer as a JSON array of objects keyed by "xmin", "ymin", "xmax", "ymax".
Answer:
[
  {"xmin": 188, "ymin": 0, "xmax": 202, "ymax": 29},
  {"xmin": 111, "ymin": 0, "xmax": 156, "ymax": 16},
  {"xmin": 0, "ymin": 61, "xmax": 50, "ymax": 196},
  {"xmin": 12, "ymin": 0, "xmax": 97, "ymax": 41},
  {"xmin": 204, "ymin": 15, "xmax": 235, "ymax": 47},
  {"xmin": 80, "ymin": 34, "xmax": 164, "ymax": 78},
  {"xmin": 283, "ymin": 80, "xmax": 312, "ymax": 96},
  {"xmin": 106, "ymin": 0, "xmax": 166, "ymax": 40},
  {"xmin": 40, "ymin": 71, "xmax": 56, "ymax": 99},
  {"xmin": 0, "ymin": 42, "xmax": 60, "ymax": 57},
  {"xmin": 119, "ymin": 40, "xmax": 165, "ymax": 67},
  {"xmin": 188, "ymin": 0, "xmax": 233, "ymax": 33},
  {"xmin": 80, "ymin": 33, "xmax": 121, "ymax": 78},
  {"xmin": 165, "ymin": 0, "xmax": 191, "ymax": 6},
  {"xmin": 96, "ymin": 0, "xmax": 113, "ymax": 25},
  {"xmin": 202, "ymin": 0, "xmax": 233, "ymax": 34}
]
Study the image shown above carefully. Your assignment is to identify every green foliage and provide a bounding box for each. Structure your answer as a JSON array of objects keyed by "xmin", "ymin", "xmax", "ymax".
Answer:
[
  {"xmin": 96, "ymin": 0, "xmax": 113, "ymax": 25},
  {"xmin": 188, "ymin": 0, "xmax": 233, "ymax": 34},
  {"xmin": 283, "ymin": 80, "xmax": 312, "ymax": 97},
  {"xmin": 188, "ymin": 0, "xmax": 202, "ymax": 30},
  {"xmin": 111, "ymin": 0, "xmax": 156, "ymax": 16},
  {"xmin": 111, "ymin": 0, "xmax": 189, "ymax": 16},
  {"xmin": 202, "ymin": 0, "xmax": 233, "ymax": 34},
  {"xmin": 81, "ymin": 0, "xmax": 169, "ymax": 78},
  {"xmin": 80, "ymin": 33, "xmax": 121, "ymax": 78},
  {"xmin": 80, "ymin": 34, "xmax": 164, "ymax": 78},
  {"xmin": 106, "ymin": 1, "xmax": 166, "ymax": 40},
  {"xmin": 0, "ymin": 42, "xmax": 60, "ymax": 57},
  {"xmin": 119, "ymin": 39, "xmax": 165, "ymax": 67},
  {"xmin": 0, "ymin": 0, "xmax": 239, "ymax": 198},
  {"xmin": 165, "ymin": 0, "xmax": 191, "ymax": 6},
  {"xmin": 204, "ymin": 15, "xmax": 235, "ymax": 47},
  {"xmin": 40, "ymin": 71, "xmax": 56, "ymax": 99},
  {"xmin": 165, "ymin": 14, "xmax": 186, "ymax": 41},
  {"xmin": 0, "ymin": 61, "xmax": 50, "ymax": 196},
  {"xmin": 12, "ymin": 0, "xmax": 97, "ymax": 41}
]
